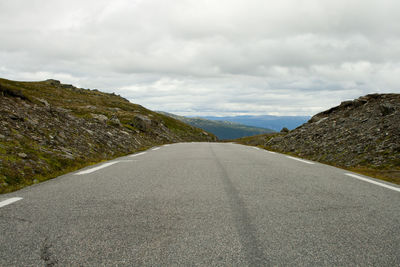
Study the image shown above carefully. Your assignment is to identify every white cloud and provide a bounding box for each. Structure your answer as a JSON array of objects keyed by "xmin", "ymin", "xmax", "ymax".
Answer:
[{"xmin": 0, "ymin": 0, "xmax": 399, "ymax": 116}]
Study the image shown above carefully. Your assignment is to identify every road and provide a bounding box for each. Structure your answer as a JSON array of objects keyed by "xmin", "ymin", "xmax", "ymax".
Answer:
[{"xmin": 1, "ymin": 142, "xmax": 400, "ymax": 266}]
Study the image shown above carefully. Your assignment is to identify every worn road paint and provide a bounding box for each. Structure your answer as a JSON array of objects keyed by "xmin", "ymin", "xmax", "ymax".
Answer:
[
  {"xmin": 75, "ymin": 162, "xmax": 120, "ymax": 175},
  {"xmin": 345, "ymin": 173, "xmax": 400, "ymax": 192},
  {"xmin": 286, "ymin": 156, "xmax": 315, "ymax": 165},
  {"xmin": 129, "ymin": 152, "xmax": 146, "ymax": 157},
  {"xmin": 0, "ymin": 197, "xmax": 23, "ymax": 208}
]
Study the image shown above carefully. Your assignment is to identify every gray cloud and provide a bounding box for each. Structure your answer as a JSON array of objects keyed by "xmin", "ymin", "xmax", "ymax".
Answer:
[{"xmin": 1, "ymin": 0, "xmax": 399, "ymax": 116}]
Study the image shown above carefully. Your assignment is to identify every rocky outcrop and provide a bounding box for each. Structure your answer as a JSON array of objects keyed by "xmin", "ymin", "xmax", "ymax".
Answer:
[
  {"xmin": 265, "ymin": 94, "xmax": 400, "ymax": 182},
  {"xmin": 0, "ymin": 78, "xmax": 216, "ymax": 193}
]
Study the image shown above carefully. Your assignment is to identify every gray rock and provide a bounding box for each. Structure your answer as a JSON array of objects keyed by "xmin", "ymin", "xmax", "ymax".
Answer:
[
  {"xmin": 37, "ymin": 98, "xmax": 50, "ymax": 107},
  {"xmin": 18, "ymin": 153, "xmax": 28, "ymax": 158},
  {"xmin": 109, "ymin": 116, "xmax": 121, "ymax": 126},
  {"xmin": 380, "ymin": 103, "xmax": 395, "ymax": 116},
  {"xmin": 45, "ymin": 79, "xmax": 61, "ymax": 86},
  {"xmin": 130, "ymin": 114, "xmax": 152, "ymax": 131},
  {"xmin": 61, "ymin": 84, "xmax": 74, "ymax": 89},
  {"xmin": 85, "ymin": 105, "xmax": 97, "ymax": 110},
  {"xmin": 91, "ymin": 113, "xmax": 108, "ymax": 122}
]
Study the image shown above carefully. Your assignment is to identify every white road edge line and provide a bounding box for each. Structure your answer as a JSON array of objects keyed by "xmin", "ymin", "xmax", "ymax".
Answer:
[
  {"xmin": 345, "ymin": 173, "xmax": 400, "ymax": 193},
  {"xmin": 253, "ymin": 147, "xmax": 260, "ymax": 150},
  {"xmin": 152, "ymin": 147, "xmax": 160, "ymax": 151},
  {"xmin": 266, "ymin": 150, "xmax": 276, "ymax": 154},
  {"xmin": 129, "ymin": 152, "xmax": 146, "ymax": 157},
  {"xmin": 75, "ymin": 161, "xmax": 120, "ymax": 175},
  {"xmin": 0, "ymin": 197, "xmax": 23, "ymax": 208},
  {"xmin": 286, "ymin": 156, "xmax": 315, "ymax": 165}
]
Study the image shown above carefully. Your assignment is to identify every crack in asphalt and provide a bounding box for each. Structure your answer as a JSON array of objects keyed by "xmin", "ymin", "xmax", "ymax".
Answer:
[
  {"xmin": 210, "ymin": 145, "xmax": 269, "ymax": 266},
  {"xmin": 0, "ymin": 215, "xmax": 33, "ymax": 223},
  {"xmin": 40, "ymin": 237, "xmax": 58, "ymax": 267}
]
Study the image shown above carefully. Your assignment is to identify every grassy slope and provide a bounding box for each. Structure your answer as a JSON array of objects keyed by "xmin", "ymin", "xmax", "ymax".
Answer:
[
  {"xmin": 0, "ymin": 79, "xmax": 212, "ymax": 136},
  {"xmin": 0, "ymin": 78, "xmax": 216, "ymax": 193}
]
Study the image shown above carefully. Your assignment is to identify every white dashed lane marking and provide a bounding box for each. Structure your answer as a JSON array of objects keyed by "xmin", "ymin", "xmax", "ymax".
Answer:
[
  {"xmin": 75, "ymin": 161, "xmax": 120, "ymax": 175},
  {"xmin": 345, "ymin": 173, "xmax": 400, "ymax": 192},
  {"xmin": 129, "ymin": 152, "xmax": 146, "ymax": 157},
  {"xmin": 286, "ymin": 156, "xmax": 315, "ymax": 165},
  {"xmin": 0, "ymin": 197, "xmax": 23, "ymax": 208}
]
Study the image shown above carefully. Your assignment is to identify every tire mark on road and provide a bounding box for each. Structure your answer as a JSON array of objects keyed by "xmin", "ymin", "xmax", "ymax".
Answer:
[{"xmin": 210, "ymin": 145, "xmax": 269, "ymax": 266}]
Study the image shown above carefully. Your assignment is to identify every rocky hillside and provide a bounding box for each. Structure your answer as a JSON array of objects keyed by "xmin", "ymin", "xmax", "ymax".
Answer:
[
  {"xmin": 235, "ymin": 94, "xmax": 400, "ymax": 184},
  {"xmin": 158, "ymin": 112, "xmax": 275, "ymax": 140},
  {"xmin": 0, "ymin": 78, "xmax": 216, "ymax": 193}
]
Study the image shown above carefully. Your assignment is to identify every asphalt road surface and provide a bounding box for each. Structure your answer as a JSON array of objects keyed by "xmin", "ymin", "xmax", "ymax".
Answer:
[{"xmin": 1, "ymin": 143, "xmax": 400, "ymax": 266}]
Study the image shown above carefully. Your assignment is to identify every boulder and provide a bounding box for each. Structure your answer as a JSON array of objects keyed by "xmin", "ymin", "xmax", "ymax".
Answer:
[
  {"xmin": 18, "ymin": 152, "xmax": 28, "ymax": 159},
  {"xmin": 131, "ymin": 114, "xmax": 152, "ymax": 131},
  {"xmin": 109, "ymin": 115, "xmax": 121, "ymax": 126},
  {"xmin": 280, "ymin": 127, "xmax": 289, "ymax": 133},
  {"xmin": 91, "ymin": 113, "xmax": 108, "ymax": 122}
]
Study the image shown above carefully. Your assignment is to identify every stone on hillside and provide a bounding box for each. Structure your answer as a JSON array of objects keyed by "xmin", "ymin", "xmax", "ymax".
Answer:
[
  {"xmin": 109, "ymin": 115, "xmax": 121, "ymax": 126},
  {"xmin": 56, "ymin": 107, "xmax": 71, "ymax": 113},
  {"xmin": 61, "ymin": 84, "xmax": 74, "ymax": 89},
  {"xmin": 45, "ymin": 79, "xmax": 61, "ymax": 86},
  {"xmin": 131, "ymin": 114, "xmax": 152, "ymax": 131},
  {"xmin": 380, "ymin": 103, "xmax": 395, "ymax": 116},
  {"xmin": 91, "ymin": 113, "xmax": 108, "ymax": 122},
  {"xmin": 18, "ymin": 152, "xmax": 27, "ymax": 158},
  {"xmin": 37, "ymin": 98, "xmax": 50, "ymax": 107},
  {"xmin": 85, "ymin": 105, "xmax": 97, "ymax": 110}
]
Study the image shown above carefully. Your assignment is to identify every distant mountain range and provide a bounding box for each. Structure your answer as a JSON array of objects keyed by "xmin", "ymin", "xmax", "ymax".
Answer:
[
  {"xmin": 158, "ymin": 112, "xmax": 275, "ymax": 140},
  {"xmin": 199, "ymin": 115, "xmax": 310, "ymax": 132}
]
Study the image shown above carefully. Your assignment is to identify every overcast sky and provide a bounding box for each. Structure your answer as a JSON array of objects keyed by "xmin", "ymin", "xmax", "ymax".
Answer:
[{"xmin": 1, "ymin": 0, "xmax": 399, "ymax": 116}]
